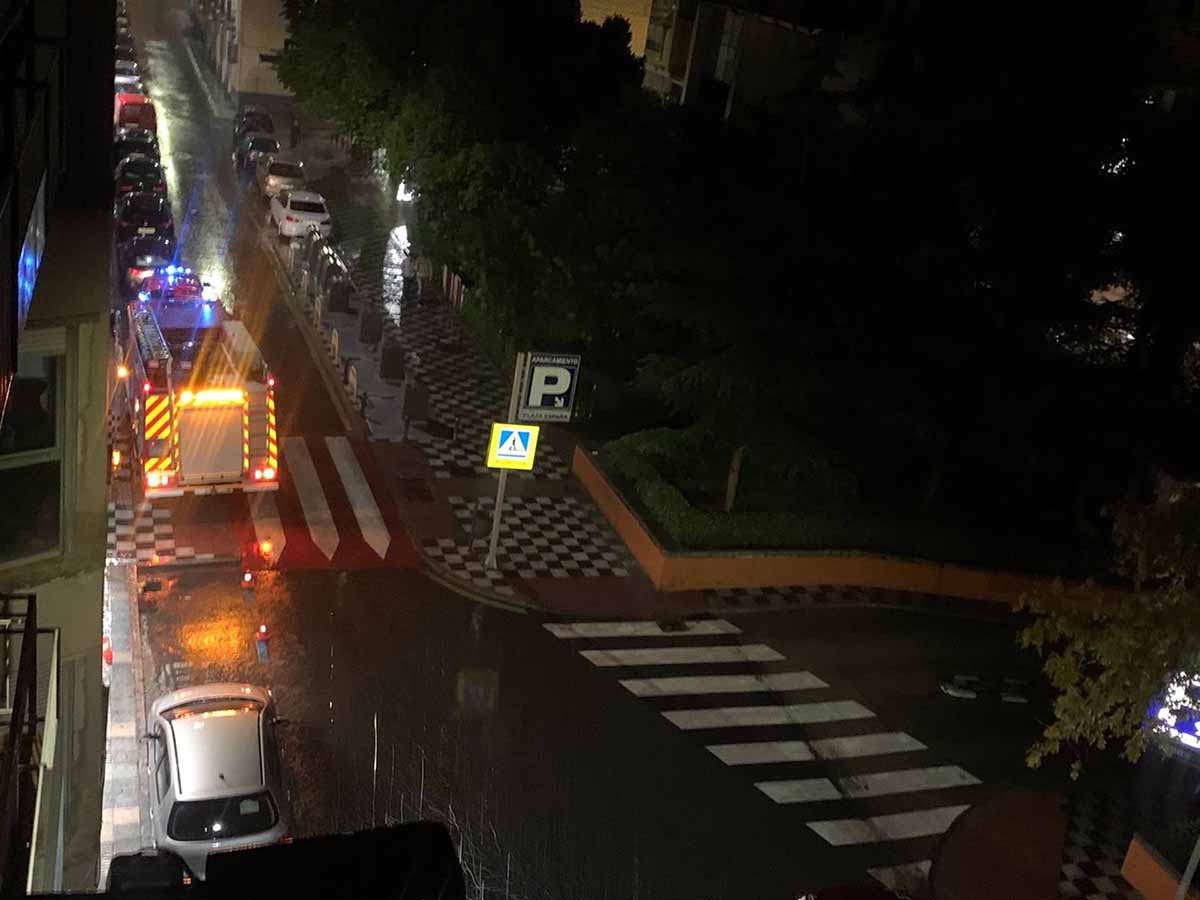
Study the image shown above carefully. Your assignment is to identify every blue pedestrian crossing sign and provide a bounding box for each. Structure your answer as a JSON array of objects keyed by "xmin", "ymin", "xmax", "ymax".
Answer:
[{"xmin": 486, "ymin": 423, "xmax": 540, "ymax": 471}]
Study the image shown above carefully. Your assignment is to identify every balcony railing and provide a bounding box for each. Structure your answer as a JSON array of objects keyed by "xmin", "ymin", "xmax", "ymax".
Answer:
[{"xmin": 0, "ymin": 593, "xmax": 41, "ymax": 897}]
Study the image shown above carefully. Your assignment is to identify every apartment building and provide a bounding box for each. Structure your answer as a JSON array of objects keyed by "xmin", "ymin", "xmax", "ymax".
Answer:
[{"xmin": 0, "ymin": 0, "xmax": 114, "ymax": 889}]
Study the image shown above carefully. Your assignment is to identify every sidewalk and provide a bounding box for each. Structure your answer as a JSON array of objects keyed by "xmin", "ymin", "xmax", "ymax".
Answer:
[
  {"xmin": 200, "ymin": 60, "xmax": 1018, "ymax": 619},
  {"xmin": 99, "ymin": 564, "xmax": 150, "ymax": 887}
]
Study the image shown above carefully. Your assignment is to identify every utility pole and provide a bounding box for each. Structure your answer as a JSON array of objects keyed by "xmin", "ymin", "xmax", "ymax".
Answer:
[
  {"xmin": 485, "ymin": 353, "xmax": 526, "ymax": 570},
  {"xmin": 1175, "ymin": 833, "xmax": 1200, "ymax": 900}
]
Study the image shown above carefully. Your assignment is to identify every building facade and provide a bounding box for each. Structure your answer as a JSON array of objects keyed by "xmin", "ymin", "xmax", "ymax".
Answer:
[
  {"xmin": 0, "ymin": 0, "xmax": 113, "ymax": 890},
  {"xmin": 192, "ymin": 0, "xmax": 289, "ymax": 106},
  {"xmin": 639, "ymin": 0, "xmax": 900, "ymax": 126}
]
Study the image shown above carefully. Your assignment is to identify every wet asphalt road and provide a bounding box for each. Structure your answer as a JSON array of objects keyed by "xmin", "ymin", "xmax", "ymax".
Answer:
[
  {"xmin": 139, "ymin": 569, "xmax": 1050, "ymax": 900},
  {"xmin": 122, "ymin": 1, "xmax": 1056, "ymax": 897},
  {"xmin": 132, "ymin": 0, "xmax": 340, "ymax": 437}
]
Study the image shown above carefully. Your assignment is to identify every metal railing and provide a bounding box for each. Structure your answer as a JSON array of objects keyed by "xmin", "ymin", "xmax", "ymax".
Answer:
[{"xmin": 0, "ymin": 593, "xmax": 39, "ymax": 897}]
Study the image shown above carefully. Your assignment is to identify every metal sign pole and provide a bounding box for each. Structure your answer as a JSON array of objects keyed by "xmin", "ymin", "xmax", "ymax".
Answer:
[{"xmin": 485, "ymin": 352, "xmax": 526, "ymax": 570}]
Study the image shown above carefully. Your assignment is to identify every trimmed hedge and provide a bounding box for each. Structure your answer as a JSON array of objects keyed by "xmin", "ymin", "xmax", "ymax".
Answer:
[{"xmin": 600, "ymin": 432, "xmax": 1077, "ymax": 573}]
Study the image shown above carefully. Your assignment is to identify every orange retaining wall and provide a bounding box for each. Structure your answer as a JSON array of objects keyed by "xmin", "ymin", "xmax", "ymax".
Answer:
[
  {"xmin": 1123, "ymin": 834, "xmax": 1200, "ymax": 900},
  {"xmin": 573, "ymin": 446, "xmax": 1048, "ymax": 603}
]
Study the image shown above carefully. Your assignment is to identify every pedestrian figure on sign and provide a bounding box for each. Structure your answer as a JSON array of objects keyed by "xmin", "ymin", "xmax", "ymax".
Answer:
[{"xmin": 289, "ymin": 113, "xmax": 301, "ymax": 149}]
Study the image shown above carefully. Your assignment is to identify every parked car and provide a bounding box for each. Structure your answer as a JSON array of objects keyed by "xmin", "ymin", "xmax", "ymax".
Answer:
[
  {"xmin": 233, "ymin": 106, "xmax": 274, "ymax": 145},
  {"xmin": 115, "ymin": 34, "xmax": 136, "ymax": 55},
  {"xmin": 269, "ymin": 190, "xmax": 332, "ymax": 240},
  {"xmin": 114, "ymin": 191, "xmax": 174, "ymax": 244},
  {"xmin": 254, "ymin": 156, "xmax": 305, "ymax": 201},
  {"xmin": 234, "ymin": 132, "xmax": 280, "ymax": 169},
  {"xmin": 116, "ymin": 236, "xmax": 176, "ymax": 298},
  {"xmin": 115, "ymin": 92, "xmax": 156, "ymax": 132},
  {"xmin": 939, "ymin": 673, "xmax": 1030, "ymax": 703},
  {"xmin": 115, "ymin": 154, "xmax": 167, "ymax": 196},
  {"xmin": 147, "ymin": 683, "xmax": 291, "ymax": 880},
  {"xmin": 114, "ymin": 59, "xmax": 140, "ymax": 79},
  {"xmin": 115, "ymin": 43, "xmax": 137, "ymax": 65},
  {"xmin": 114, "ymin": 74, "xmax": 146, "ymax": 95},
  {"xmin": 114, "ymin": 125, "xmax": 159, "ymax": 163}
]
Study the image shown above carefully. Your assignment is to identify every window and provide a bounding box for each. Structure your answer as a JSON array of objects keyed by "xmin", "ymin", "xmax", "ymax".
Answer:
[
  {"xmin": 0, "ymin": 349, "xmax": 64, "ymax": 564},
  {"xmin": 168, "ymin": 792, "xmax": 278, "ymax": 841},
  {"xmin": 155, "ymin": 726, "xmax": 172, "ymax": 800}
]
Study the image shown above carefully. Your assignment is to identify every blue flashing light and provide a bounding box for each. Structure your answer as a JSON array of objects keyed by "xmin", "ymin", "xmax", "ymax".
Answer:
[
  {"xmin": 138, "ymin": 290, "xmax": 149, "ymax": 302},
  {"xmin": 165, "ymin": 265, "xmax": 176, "ymax": 274}
]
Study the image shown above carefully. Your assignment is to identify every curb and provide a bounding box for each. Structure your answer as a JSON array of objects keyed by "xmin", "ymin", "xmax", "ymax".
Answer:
[
  {"xmin": 139, "ymin": 554, "xmax": 243, "ymax": 572},
  {"xmin": 257, "ymin": 227, "xmax": 366, "ymax": 439},
  {"xmin": 412, "ymin": 542, "xmax": 540, "ymax": 615}
]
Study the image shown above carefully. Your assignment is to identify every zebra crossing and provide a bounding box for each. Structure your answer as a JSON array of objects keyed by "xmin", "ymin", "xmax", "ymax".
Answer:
[{"xmin": 544, "ymin": 617, "xmax": 989, "ymax": 894}]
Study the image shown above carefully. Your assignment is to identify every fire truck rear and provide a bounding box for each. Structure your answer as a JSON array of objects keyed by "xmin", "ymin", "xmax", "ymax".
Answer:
[{"xmin": 121, "ymin": 273, "xmax": 279, "ymax": 498}]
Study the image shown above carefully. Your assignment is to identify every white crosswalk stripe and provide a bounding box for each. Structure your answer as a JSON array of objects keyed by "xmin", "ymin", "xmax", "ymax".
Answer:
[
  {"xmin": 810, "ymin": 731, "xmax": 927, "ymax": 759},
  {"xmin": 545, "ymin": 620, "xmax": 742, "ymax": 639},
  {"xmin": 326, "ymin": 436, "xmax": 390, "ymax": 559},
  {"xmin": 807, "ymin": 805, "xmax": 971, "ymax": 846},
  {"xmin": 580, "ymin": 644, "xmax": 784, "ymax": 667},
  {"xmin": 757, "ymin": 765, "xmax": 979, "ymax": 804},
  {"xmin": 707, "ymin": 740, "xmax": 815, "ymax": 765},
  {"xmin": 663, "ymin": 700, "xmax": 874, "ymax": 730},
  {"xmin": 545, "ymin": 621, "xmax": 983, "ymax": 892},
  {"xmin": 867, "ymin": 860, "xmax": 933, "ymax": 894},
  {"xmin": 282, "ymin": 436, "xmax": 338, "ymax": 561},
  {"xmin": 620, "ymin": 671, "xmax": 826, "ymax": 697}
]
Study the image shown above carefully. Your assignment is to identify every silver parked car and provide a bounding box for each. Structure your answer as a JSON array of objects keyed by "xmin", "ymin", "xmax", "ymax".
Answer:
[
  {"xmin": 147, "ymin": 683, "xmax": 291, "ymax": 880},
  {"xmin": 255, "ymin": 155, "xmax": 306, "ymax": 202}
]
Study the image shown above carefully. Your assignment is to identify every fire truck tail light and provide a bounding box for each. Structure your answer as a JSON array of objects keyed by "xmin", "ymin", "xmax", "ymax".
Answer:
[
  {"xmin": 142, "ymin": 381, "xmax": 151, "ymax": 393},
  {"xmin": 253, "ymin": 469, "xmax": 263, "ymax": 480},
  {"xmin": 267, "ymin": 376, "xmax": 276, "ymax": 388},
  {"xmin": 262, "ymin": 467, "xmax": 276, "ymax": 481},
  {"xmin": 146, "ymin": 472, "xmax": 161, "ymax": 488}
]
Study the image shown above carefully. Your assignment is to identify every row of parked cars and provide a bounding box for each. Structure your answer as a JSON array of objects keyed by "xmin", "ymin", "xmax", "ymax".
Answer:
[
  {"xmin": 230, "ymin": 106, "xmax": 335, "ymax": 241},
  {"xmin": 109, "ymin": 6, "xmax": 295, "ymax": 880}
]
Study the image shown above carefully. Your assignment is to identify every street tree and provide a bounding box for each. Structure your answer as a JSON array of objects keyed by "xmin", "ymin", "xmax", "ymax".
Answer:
[{"xmin": 1019, "ymin": 484, "xmax": 1200, "ymax": 777}]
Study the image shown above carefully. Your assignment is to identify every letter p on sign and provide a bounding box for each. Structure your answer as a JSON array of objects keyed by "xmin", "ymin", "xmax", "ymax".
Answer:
[
  {"xmin": 528, "ymin": 366, "xmax": 571, "ymax": 406},
  {"xmin": 519, "ymin": 353, "xmax": 581, "ymax": 423}
]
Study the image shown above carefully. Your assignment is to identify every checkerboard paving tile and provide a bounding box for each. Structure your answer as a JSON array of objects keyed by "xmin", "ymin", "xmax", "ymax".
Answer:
[
  {"xmin": 379, "ymin": 303, "xmax": 568, "ymax": 481},
  {"xmin": 1058, "ymin": 791, "xmax": 1143, "ymax": 900},
  {"xmin": 106, "ymin": 501, "xmax": 192, "ymax": 565},
  {"xmin": 422, "ymin": 495, "xmax": 636, "ymax": 591}
]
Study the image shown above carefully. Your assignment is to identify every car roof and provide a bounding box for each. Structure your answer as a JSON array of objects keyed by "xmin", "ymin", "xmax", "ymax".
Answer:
[
  {"xmin": 287, "ymin": 190, "xmax": 325, "ymax": 203},
  {"xmin": 167, "ymin": 702, "xmax": 265, "ymax": 799}
]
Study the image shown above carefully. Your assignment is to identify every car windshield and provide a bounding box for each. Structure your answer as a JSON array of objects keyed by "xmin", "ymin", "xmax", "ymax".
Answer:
[
  {"xmin": 167, "ymin": 792, "xmax": 278, "ymax": 842},
  {"xmin": 125, "ymin": 196, "xmax": 163, "ymax": 216},
  {"xmin": 291, "ymin": 200, "xmax": 326, "ymax": 214},
  {"xmin": 269, "ymin": 163, "xmax": 303, "ymax": 179},
  {"xmin": 250, "ymin": 138, "xmax": 279, "ymax": 152},
  {"xmin": 122, "ymin": 161, "xmax": 158, "ymax": 177}
]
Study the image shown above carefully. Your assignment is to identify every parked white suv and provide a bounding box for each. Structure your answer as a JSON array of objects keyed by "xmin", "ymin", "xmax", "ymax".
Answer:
[
  {"xmin": 255, "ymin": 156, "xmax": 306, "ymax": 202},
  {"xmin": 269, "ymin": 189, "xmax": 332, "ymax": 241},
  {"xmin": 148, "ymin": 683, "xmax": 291, "ymax": 880}
]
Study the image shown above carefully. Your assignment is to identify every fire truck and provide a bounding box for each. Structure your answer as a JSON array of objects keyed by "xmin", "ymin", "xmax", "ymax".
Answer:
[{"xmin": 119, "ymin": 267, "xmax": 279, "ymax": 499}]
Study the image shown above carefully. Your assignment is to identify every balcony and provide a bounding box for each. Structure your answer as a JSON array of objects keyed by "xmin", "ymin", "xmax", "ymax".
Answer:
[{"xmin": 0, "ymin": 594, "xmax": 60, "ymax": 894}]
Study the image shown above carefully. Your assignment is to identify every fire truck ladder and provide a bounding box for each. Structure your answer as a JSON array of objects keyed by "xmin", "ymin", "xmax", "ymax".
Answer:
[{"xmin": 129, "ymin": 305, "xmax": 177, "ymax": 471}]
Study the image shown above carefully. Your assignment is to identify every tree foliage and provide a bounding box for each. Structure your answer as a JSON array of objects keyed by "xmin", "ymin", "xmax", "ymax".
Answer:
[
  {"xmin": 1019, "ymin": 484, "xmax": 1200, "ymax": 776},
  {"xmin": 276, "ymin": 0, "xmax": 1200, "ymax": 551}
]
